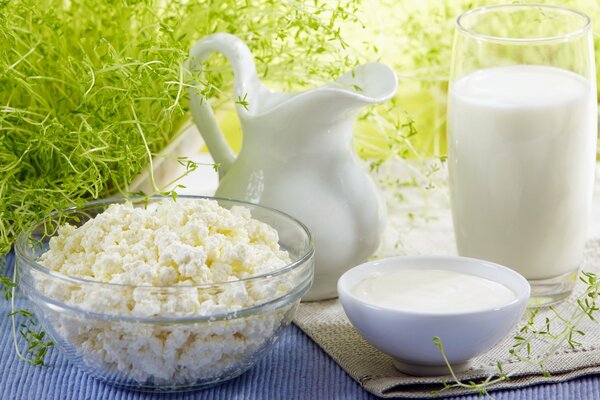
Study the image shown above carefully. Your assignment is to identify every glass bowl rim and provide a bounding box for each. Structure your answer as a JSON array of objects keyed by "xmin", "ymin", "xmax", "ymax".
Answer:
[
  {"xmin": 15, "ymin": 195, "xmax": 315, "ymax": 291},
  {"xmin": 27, "ymin": 274, "xmax": 310, "ymax": 323},
  {"xmin": 456, "ymin": 3, "xmax": 591, "ymax": 44}
]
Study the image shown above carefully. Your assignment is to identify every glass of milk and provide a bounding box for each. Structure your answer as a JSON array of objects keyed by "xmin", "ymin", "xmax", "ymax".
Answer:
[{"xmin": 448, "ymin": 4, "xmax": 597, "ymax": 307}]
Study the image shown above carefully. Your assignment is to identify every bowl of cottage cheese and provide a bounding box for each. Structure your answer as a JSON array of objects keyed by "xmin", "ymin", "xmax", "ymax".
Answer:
[{"xmin": 15, "ymin": 196, "xmax": 314, "ymax": 392}]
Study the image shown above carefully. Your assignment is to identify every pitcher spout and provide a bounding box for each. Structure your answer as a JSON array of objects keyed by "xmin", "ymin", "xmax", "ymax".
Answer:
[
  {"xmin": 333, "ymin": 62, "xmax": 398, "ymax": 106},
  {"xmin": 274, "ymin": 62, "xmax": 397, "ymax": 122},
  {"xmin": 287, "ymin": 62, "xmax": 397, "ymax": 120}
]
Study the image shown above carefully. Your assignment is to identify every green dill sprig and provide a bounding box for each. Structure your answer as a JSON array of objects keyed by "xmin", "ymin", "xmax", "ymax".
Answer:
[
  {"xmin": 433, "ymin": 269, "xmax": 600, "ymax": 396},
  {"xmin": 234, "ymin": 94, "xmax": 250, "ymax": 111},
  {"xmin": 9, "ymin": 309, "xmax": 55, "ymax": 367},
  {"xmin": 432, "ymin": 336, "xmax": 509, "ymax": 398},
  {"xmin": 10, "ymin": 265, "xmax": 54, "ymax": 366}
]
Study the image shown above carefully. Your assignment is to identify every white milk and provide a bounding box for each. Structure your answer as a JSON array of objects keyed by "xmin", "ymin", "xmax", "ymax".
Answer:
[
  {"xmin": 352, "ymin": 269, "xmax": 516, "ymax": 313},
  {"xmin": 448, "ymin": 65, "xmax": 597, "ymax": 280}
]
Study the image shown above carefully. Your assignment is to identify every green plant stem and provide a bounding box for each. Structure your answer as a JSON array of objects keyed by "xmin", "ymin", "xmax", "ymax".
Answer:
[{"xmin": 434, "ymin": 270, "xmax": 600, "ymax": 396}]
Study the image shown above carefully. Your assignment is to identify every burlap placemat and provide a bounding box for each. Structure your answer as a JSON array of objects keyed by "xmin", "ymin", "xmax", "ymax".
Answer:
[
  {"xmin": 293, "ymin": 163, "xmax": 600, "ymax": 398},
  {"xmin": 294, "ymin": 238, "xmax": 600, "ymax": 398}
]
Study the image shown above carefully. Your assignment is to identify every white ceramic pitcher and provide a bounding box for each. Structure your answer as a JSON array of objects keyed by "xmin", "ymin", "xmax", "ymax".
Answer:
[{"xmin": 187, "ymin": 33, "xmax": 397, "ymax": 300}]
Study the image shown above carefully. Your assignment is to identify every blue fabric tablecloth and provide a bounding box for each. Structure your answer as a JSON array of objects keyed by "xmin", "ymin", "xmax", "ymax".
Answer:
[{"xmin": 3, "ymin": 252, "xmax": 600, "ymax": 400}]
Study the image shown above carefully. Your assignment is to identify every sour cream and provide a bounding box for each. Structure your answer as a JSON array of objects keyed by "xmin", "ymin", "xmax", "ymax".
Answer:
[{"xmin": 352, "ymin": 269, "xmax": 516, "ymax": 313}]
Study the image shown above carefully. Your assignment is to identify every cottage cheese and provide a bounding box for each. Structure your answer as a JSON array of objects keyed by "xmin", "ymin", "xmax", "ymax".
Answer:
[{"xmin": 35, "ymin": 198, "xmax": 296, "ymax": 385}]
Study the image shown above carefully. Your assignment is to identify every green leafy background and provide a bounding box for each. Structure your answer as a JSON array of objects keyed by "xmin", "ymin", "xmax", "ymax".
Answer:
[{"xmin": 2, "ymin": 0, "xmax": 600, "ymax": 259}]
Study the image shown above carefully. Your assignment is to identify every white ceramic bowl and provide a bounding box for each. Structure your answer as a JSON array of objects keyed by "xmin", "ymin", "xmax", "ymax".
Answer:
[{"xmin": 337, "ymin": 256, "xmax": 530, "ymax": 376}]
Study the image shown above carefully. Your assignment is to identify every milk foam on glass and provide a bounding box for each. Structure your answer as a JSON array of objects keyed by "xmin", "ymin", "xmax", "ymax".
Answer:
[{"xmin": 448, "ymin": 4, "xmax": 597, "ymax": 306}]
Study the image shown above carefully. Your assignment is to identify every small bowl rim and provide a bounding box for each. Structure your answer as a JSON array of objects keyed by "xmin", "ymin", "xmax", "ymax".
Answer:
[
  {"xmin": 16, "ymin": 194, "xmax": 315, "ymax": 290},
  {"xmin": 338, "ymin": 255, "xmax": 530, "ymax": 317}
]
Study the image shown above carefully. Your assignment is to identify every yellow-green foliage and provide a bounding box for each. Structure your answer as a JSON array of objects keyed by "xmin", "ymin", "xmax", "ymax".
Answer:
[
  {"xmin": 351, "ymin": 0, "xmax": 600, "ymax": 157},
  {"xmin": 0, "ymin": 0, "xmax": 362, "ymax": 258}
]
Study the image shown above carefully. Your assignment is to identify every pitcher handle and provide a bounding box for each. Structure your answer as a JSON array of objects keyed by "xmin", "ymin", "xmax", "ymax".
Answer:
[{"xmin": 187, "ymin": 33, "xmax": 260, "ymax": 178}]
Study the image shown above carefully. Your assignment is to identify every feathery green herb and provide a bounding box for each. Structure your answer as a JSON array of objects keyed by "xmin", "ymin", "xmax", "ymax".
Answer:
[
  {"xmin": 0, "ymin": 0, "xmax": 364, "ymax": 365},
  {"xmin": 433, "ymin": 270, "xmax": 600, "ymax": 397}
]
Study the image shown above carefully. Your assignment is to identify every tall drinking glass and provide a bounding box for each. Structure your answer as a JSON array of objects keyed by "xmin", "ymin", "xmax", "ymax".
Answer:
[{"xmin": 448, "ymin": 4, "xmax": 597, "ymax": 306}]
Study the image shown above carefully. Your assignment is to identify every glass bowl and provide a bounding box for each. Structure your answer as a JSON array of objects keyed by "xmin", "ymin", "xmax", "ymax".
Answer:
[{"xmin": 15, "ymin": 196, "xmax": 314, "ymax": 392}]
